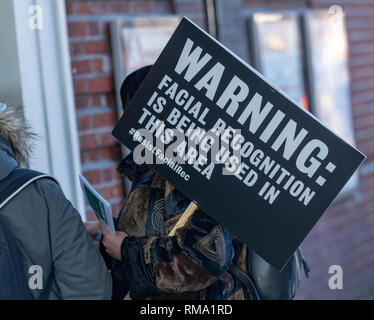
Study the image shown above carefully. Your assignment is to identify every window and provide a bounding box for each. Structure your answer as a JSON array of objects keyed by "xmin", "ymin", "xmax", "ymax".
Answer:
[
  {"xmin": 249, "ymin": 12, "xmax": 309, "ymax": 110},
  {"xmin": 248, "ymin": 9, "xmax": 358, "ymax": 193}
]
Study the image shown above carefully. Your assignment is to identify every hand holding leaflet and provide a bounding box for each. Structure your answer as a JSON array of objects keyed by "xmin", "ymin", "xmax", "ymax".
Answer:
[{"xmin": 79, "ymin": 174, "xmax": 115, "ymax": 234}]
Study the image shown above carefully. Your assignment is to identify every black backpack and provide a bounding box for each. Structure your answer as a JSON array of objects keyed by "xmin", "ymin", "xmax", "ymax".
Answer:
[{"xmin": 0, "ymin": 169, "xmax": 56, "ymax": 300}]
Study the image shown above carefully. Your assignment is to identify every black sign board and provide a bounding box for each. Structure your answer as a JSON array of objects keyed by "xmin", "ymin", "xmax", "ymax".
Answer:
[{"xmin": 113, "ymin": 17, "xmax": 365, "ymax": 270}]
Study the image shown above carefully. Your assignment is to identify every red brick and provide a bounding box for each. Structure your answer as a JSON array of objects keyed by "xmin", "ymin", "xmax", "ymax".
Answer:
[
  {"xmin": 97, "ymin": 130, "xmax": 117, "ymax": 147},
  {"xmin": 86, "ymin": 76, "xmax": 114, "ymax": 94},
  {"xmin": 83, "ymin": 40, "xmax": 110, "ymax": 55},
  {"xmin": 80, "ymin": 146, "xmax": 122, "ymax": 164},
  {"xmin": 102, "ymin": 22, "xmax": 111, "ymax": 38},
  {"xmin": 105, "ymin": 93, "xmax": 116, "ymax": 107},
  {"xmin": 72, "ymin": 59, "xmax": 91, "ymax": 74},
  {"xmin": 91, "ymin": 95, "xmax": 102, "ymax": 107},
  {"xmin": 102, "ymin": 167, "xmax": 114, "ymax": 182},
  {"xmin": 355, "ymin": 113, "xmax": 374, "ymax": 130},
  {"xmin": 73, "ymin": 78, "xmax": 85, "ymax": 95},
  {"xmin": 98, "ymin": 185, "xmax": 123, "ymax": 200},
  {"xmin": 83, "ymin": 169, "xmax": 102, "ymax": 185},
  {"xmin": 75, "ymin": 96, "xmax": 90, "ymax": 109},
  {"xmin": 91, "ymin": 58, "xmax": 103, "ymax": 73},
  {"xmin": 79, "ymin": 133, "xmax": 98, "ymax": 150},
  {"xmin": 75, "ymin": 95, "xmax": 109, "ymax": 109},
  {"xmin": 351, "ymin": 72, "xmax": 374, "ymax": 83},
  {"xmin": 152, "ymin": 1, "xmax": 170, "ymax": 13},
  {"xmin": 97, "ymin": 2, "xmax": 113, "ymax": 14},
  {"xmin": 110, "ymin": 146, "xmax": 122, "ymax": 160},
  {"xmin": 88, "ymin": 22, "xmax": 100, "ymax": 36},
  {"xmin": 176, "ymin": 1, "xmax": 204, "ymax": 14},
  {"xmin": 343, "ymin": 2, "xmax": 374, "ymax": 10},
  {"xmin": 111, "ymin": 201, "xmax": 124, "ymax": 216},
  {"xmin": 80, "ymin": 151, "xmax": 90, "ymax": 164},
  {"xmin": 69, "ymin": 41, "xmax": 83, "ymax": 56},
  {"xmin": 86, "ymin": 209, "xmax": 97, "ymax": 222},
  {"xmin": 111, "ymin": 2, "xmax": 130, "ymax": 12},
  {"xmin": 78, "ymin": 114, "xmax": 92, "ymax": 131},
  {"xmin": 66, "ymin": 1, "xmax": 74, "ymax": 15},
  {"xmin": 113, "ymin": 169, "xmax": 122, "ymax": 180},
  {"xmin": 92, "ymin": 111, "xmax": 117, "ymax": 128},
  {"xmin": 132, "ymin": 0, "xmax": 155, "ymax": 12},
  {"xmin": 68, "ymin": 21, "xmax": 86, "ymax": 37},
  {"xmin": 74, "ymin": 2, "xmax": 96, "ymax": 15},
  {"xmin": 103, "ymin": 168, "xmax": 122, "ymax": 184}
]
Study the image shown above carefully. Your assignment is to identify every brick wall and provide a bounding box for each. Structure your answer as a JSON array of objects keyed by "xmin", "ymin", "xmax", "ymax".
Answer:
[
  {"xmin": 66, "ymin": 0, "xmax": 204, "ymax": 221},
  {"xmin": 228, "ymin": 0, "xmax": 374, "ymax": 300},
  {"xmin": 299, "ymin": 0, "xmax": 374, "ymax": 300},
  {"xmin": 66, "ymin": 0, "xmax": 374, "ymax": 299}
]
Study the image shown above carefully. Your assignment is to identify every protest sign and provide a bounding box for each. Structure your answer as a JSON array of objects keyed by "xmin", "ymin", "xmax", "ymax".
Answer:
[{"xmin": 112, "ymin": 17, "xmax": 365, "ymax": 270}]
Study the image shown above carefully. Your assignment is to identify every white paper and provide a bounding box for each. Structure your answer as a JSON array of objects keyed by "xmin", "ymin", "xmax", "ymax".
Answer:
[{"xmin": 79, "ymin": 174, "xmax": 116, "ymax": 234}]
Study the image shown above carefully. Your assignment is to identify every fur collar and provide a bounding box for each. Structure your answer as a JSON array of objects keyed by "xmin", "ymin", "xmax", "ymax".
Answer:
[{"xmin": 0, "ymin": 105, "xmax": 35, "ymax": 168}]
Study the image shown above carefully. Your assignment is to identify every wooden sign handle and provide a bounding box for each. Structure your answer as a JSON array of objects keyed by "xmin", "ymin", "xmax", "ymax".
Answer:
[{"xmin": 168, "ymin": 202, "xmax": 198, "ymax": 236}]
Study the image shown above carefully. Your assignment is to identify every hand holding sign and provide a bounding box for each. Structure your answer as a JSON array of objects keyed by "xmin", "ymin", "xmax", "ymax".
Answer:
[{"xmin": 113, "ymin": 18, "xmax": 365, "ymax": 270}]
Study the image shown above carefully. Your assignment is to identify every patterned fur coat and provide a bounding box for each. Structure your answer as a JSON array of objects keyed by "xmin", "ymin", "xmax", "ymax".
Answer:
[{"xmin": 106, "ymin": 153, "xmax": 307, "ymax": 300}]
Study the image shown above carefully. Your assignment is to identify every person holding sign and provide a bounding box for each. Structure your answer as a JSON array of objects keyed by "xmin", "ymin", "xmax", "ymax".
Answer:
[
  {"xmin": 95, "ymin": 67, "xmax": 308, "ymax": 300},
  {"xmin": 113, "ymin": 18, "xmax": 364, "ymax": 274}
]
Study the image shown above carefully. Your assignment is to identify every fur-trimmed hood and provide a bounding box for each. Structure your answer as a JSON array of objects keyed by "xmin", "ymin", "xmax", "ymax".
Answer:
[{"xmin": 0, "ymin": 104, "xmax": 34, "ymax": 168}]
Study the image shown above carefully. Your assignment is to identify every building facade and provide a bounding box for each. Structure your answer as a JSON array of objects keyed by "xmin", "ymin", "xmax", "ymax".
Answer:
[
  {"xmin": 66, "ymin": 0, "xmax": 374, "ymax": 299},
  {"xmin": 0, "ymin": 0, "xmax": 372, "ymax": 300}
]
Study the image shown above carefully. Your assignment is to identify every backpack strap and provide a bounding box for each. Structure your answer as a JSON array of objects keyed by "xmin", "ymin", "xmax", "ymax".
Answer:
[
  {"xmin": 228, "ymin": 263, "xmax": 261, "ymax": 300},
  {"xmin": 0, "ymin": 169, "xmax": 58, "ymax": 210}
]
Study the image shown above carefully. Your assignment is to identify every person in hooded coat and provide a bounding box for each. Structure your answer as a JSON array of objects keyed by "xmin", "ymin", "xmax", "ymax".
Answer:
[
  {"xmin": 97, "ymin": 66, "xmax": 309, "ymax": 300},
  {"xmin": 0, "ymin": 104, "xmax": 112, "ymax": 299}
]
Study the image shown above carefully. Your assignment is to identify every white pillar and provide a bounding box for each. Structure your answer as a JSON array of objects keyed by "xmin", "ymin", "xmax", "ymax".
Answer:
[{"xmin": 0, "ymin": 0, "xmax": 86, "ymax": 219}]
